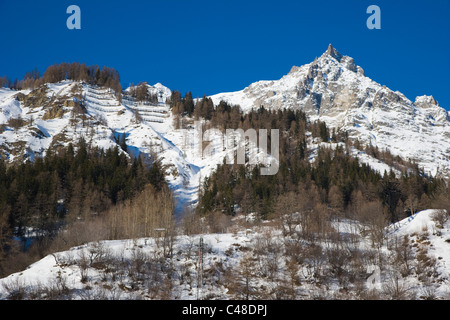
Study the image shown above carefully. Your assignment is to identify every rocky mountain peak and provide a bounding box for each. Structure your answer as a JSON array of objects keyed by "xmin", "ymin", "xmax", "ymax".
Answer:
[
  {"xmin": 209, "ymin": 47, "xmax": 450, "ymax": 179},
  {"xmin": 324, "ymin": 43, "xmax": 343, "ymax": 62},
  {"xmin": 415, "ymin": 95, "xmax": 439, "ymax": 107},
  {"xmin": 321, "ymin": 44, "xmax": 363, "ymax": 74}
]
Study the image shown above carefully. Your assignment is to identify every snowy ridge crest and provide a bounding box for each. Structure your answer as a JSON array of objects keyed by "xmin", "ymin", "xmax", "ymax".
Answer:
[{"xmin": 210, "ymin": 45, "xmax": 450, "ymax": 178}]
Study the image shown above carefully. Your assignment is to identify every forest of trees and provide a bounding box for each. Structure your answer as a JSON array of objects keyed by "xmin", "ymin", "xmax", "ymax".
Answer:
[
  {"xmin": 0, "ymin": 63, "xmax": 122, "ymax": 94},
  {"xmin": 0, "ymin": 139, "xmax": 169, "ymax": 277},
  {"xmin": 170, "ymin": 90, "xmax": 194, "ymax": 125},
  {"xmin": 187, "ymin": 100, "xmax": 446, "ymax": 227},
  {"xmin": 127, "ymin": 82, "xmax": 159, "ymax": 103},
  {"xmin": 1, "ymin": 72, "xmax": 450, "ymax": 300},
  {"xmin": 165, "ymin": 92, "xmax": 447, "ymax": 225}
]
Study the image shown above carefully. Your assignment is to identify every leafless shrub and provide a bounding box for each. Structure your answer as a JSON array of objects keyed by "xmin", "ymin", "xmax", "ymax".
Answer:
[
  {"xmin": 77, "ymin": 249, "xmax": 89, "ymax": 283},
  {"xmin": 388, "ymin": 235, "xmax": 414, "ymax": 277},
  {"xmin": 41, "ymin": 270, "xmax": 71, "ymax": 300},
  {"xmin": 251, "ymin": 230, "xmax": 282, "ymax": 281},
  {"xmin": 1, "ymin": 277, "xmax": 26, "ymax": 300},
  {"xmin": 415, "ymin": 244, "xmax": 439, "ymax": 282},
  {"xmin": 419, "ymin": 279, "xmax": 438, "ymax": 300},
  {"xmin": 127, "ymin": 246, "xmax": 152, "ymax": 283},
  {"xmin": 206, "ymin": 211, "xmax": 232, "ymax": 234},
  {"xmin": 431, "ymin": 209, "xmax": 448, "ymax": 229},
  {"xmin": 381, "ymin": 271, "xmax": 415, "ymax": 300},
  {"xmin": 7, "ymin": 115, "xmax": 25, "ymax": 130},
  {"xmin": 302, "ymin": 244, "xmax": 326, "ymax": 281},
  {"xmin": 283, "ymin": 239, "xmax": 306, "ymax": 265},
  {"xmin": 326, "ymin": 247, "xmax": 352, "ymax": 287},
  {"xmin": 87, "ymin": 241, "xmax": 109, "ymax": 267}
]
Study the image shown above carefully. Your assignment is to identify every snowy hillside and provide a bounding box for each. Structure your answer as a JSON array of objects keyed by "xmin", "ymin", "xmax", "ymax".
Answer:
[
  {"xmin": 1, "ymin": 80, "xmax": 281, "ymax": 215},
  {"xmin": 210, "ymin": 44, "xmax": 450, "ymax": 179},
  {"xmin": 0, "ymin": 209, "xmax": 448, "ymax": 300},
  {"xmin": 0, "ymin": 82, "xmax": 236, "ymax": 215},
  {"xmin": 2, "ymin": 46, "xmax": 449, "ymax": 215}
]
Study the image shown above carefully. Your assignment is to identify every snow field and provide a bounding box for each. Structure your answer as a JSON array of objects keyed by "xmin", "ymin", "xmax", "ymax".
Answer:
[{"xmin": 0, "ymin": 209, "xmax": 448, "ymax": 300}]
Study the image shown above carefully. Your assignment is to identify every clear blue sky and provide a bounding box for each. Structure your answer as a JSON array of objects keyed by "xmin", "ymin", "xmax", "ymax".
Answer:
[{"xmin": 1, "ymin": 0, "xmax": 449, "ymax": 110}]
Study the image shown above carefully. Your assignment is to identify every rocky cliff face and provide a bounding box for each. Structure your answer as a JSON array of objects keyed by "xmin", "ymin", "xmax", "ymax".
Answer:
[{"xmin": 210, "ymin": 45, "xmax": 450, "ymax": 178}]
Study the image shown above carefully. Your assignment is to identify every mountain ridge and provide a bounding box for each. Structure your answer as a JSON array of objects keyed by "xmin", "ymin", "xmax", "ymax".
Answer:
[
  {"xmin": 209, "ymin": 45, "xmax": 450, "ymax": 179},
  {"xmin": 1, "ymin": 46, "xmax": 449, "ymax": 215}
]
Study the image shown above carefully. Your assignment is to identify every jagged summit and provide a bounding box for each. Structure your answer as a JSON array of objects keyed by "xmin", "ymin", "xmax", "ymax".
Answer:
[
  {"xmin": 320, "ymin": 44, "xmax": 361, "ymax": 74},
  {"xmin": 324, "ymin": 43, "xmax": 343, "ymax": 61},
  {"xmin": 210, "ymin": 46, "xmax": 450, "ymax": 178},
  {"xmin": 0, "ymin": 46, "xmax": 449, "ymax": 207}
]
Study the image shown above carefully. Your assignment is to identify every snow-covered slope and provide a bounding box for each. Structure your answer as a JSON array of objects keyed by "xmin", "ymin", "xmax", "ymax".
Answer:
[
  {"xmin": 0, "ymin": 209, "xmax": 448, "ymax": 300},
  {"xmin": 0, "ymin": 82, "xmax": 197, "ymax": 213},
  {"xmin": 210, "ymin": 44, "xmax": 450, "ymax": 179},
  {"xmin": 0, "ymin": 81, "xmax": 263, "ymax": 215},
  {"xmin": 388, "ymin": 209, "xmax": 450, "ymax": 269},
  {"xmin": 1, "ymin": 45, "xmax": 449, "ymax": 214}
]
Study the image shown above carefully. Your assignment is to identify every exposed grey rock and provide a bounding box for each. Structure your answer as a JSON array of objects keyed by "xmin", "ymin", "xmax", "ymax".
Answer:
[
  {"xmin": 340, "ymin": 56, "xmax": 357, "ymax": 73},
  {"xmin": 210, "ymin": 45, "xmax": 450, "ymax": 178},
  {"xmin": 325, "ymin": 43, "xmax": 343, "ymax": 61}
]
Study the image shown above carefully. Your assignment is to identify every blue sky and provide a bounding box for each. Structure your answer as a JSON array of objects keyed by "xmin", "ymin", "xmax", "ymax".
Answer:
[{"xmin": 1, "ymin": 0, "xmax": 449, "ymax": 110}]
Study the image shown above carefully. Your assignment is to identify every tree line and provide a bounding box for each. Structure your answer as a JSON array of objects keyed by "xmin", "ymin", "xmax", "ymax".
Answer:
[
  {"xmin": 127, "ymin": 82, "xmax": 159, "ymax": 103},
  {"xmin": 192, "ymin": 102, "xmax": 446, "ymax": 225},
  {"xmin": 166, "ymin": 92, "xmax": 445, "ymax": 224},
  {"xmin": 0, "ymin": 139, "xmax": 169, "ymax": 277},
  {"xmin": 0, "ymin": 63, "xmax": 122, "ymax": 94}
]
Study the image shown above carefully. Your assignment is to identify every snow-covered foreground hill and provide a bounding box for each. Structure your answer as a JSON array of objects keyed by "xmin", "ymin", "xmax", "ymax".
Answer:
[{"xmin": 1, "ymin": 209, "xmax": 448, "ymax": 300}]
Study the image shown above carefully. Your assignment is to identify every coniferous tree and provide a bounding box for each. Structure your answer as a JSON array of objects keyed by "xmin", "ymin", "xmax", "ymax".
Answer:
[
  {"xmin": 119, "ymin": 133, "xmax": 127, "ymax": 152},
  {"xmin": 170, "ymin": 90, "xmax": 182, "ymax": 108},
  {"xmin": 319, "ymin": 121, "xmax": 329, "ymax": 142},
  {"xmin": 136, "ymin": 82, "xmax": 149, "ymax": 102},
  {"xmin": 148, "ymin": 156, "xmax": 166, "ymax": 191},
  {"xmin": 379, "ymin": 178, "xmax": 403, "ymax": 222},
  {"xmin": 183, "ymin": 91, "xmax": 194, "ymax": 117}
]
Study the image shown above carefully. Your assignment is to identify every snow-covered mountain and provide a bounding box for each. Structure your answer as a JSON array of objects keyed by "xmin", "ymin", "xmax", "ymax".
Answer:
[
  {"xmin": 210, "ymin": 44, "xmax": 450, "ymax": 179},
  {"xmin": 0, "ymin": 81, "xmax": 187, "ymax": 212},
  {"xmin": 0, "ymin": 81, "xmax": 256, "ymax": 215},
  {"xmin": 1, "ymin": 50, "xmax": 450, "ymax": 300},
  {"xmin": 1, "ymin": 45, "xmax": 449, "ymax": 215}
]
